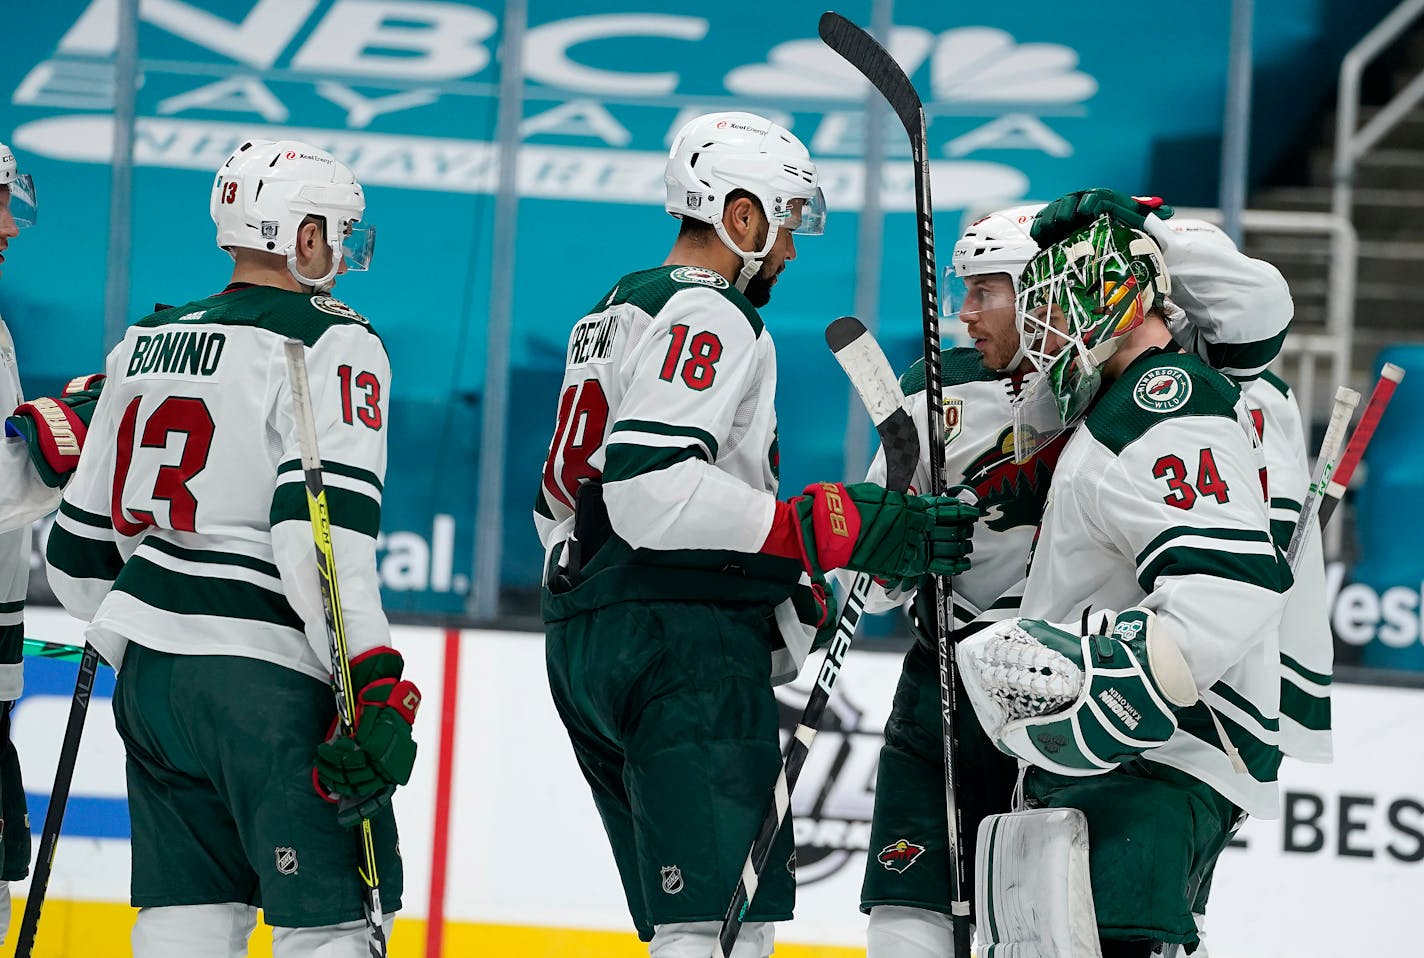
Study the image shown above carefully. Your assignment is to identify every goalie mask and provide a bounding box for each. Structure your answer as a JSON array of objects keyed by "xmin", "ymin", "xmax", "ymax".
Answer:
[
  {"xmin": 944, "ymin": 204, "xmax": 1043, "ymax": 371},
  {"xmin": 1010, "ymin": 215, "xmax": 1169, "ymax": 462},
  {"xmin": 211, "ymin": 139, "xmax": 374, "ymax": 292},
  {"xmin": 664, "ymin": 112, "xmax": 826, "ymax": 292},
  {"xmin": 0, "ymin": 142, "xmax": 37, "ymax": 229}
]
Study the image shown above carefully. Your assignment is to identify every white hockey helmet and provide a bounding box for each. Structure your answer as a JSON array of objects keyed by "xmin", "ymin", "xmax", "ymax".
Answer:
[
  {"xmin": 664, "ymin": 112, "xmax": 826, "ymax": 292},
  {"xmin": 0, "ymin": 142, "xmax": 38, "ymax": 229},
  {"xmin": 210, "ymin": 139, "xmax": 373, "ymax": 292},
  {"xmin": 1167, "ymin": 217, "xmax": 1236, "ymax": 249},
  {"xmin": 947, "ymin": 203, "xmax": 1044, "ymax": 371}
]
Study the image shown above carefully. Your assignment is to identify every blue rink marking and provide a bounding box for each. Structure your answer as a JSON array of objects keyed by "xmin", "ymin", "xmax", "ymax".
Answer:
[{"xmin": 20, "ymin": 656, "xmax": 131, "ymax": 840}]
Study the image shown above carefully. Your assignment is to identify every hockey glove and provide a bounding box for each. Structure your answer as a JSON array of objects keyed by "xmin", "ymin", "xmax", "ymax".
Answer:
[
  {"xmin": 315, "ymin": 647, "xmax": 421, "ymax": 827},
  {"xmin": 5, "ymin": 374, "xmax": 105, "ymax": 488},
  {"xmin": 1031, "ymin": 188, "xmax": 1175, "ymax": 248},
  {"xmin": 959, "ymin": 609, "xmax": 1199, "ymax": 776},
  {"xmin": 763, "ymin": 482, "xmax": 978, "ymax": 582}
]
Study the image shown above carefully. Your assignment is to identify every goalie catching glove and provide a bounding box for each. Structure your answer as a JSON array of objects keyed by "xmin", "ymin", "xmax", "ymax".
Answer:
[
  {"xmin": 5, "ymin": 374, "xmax": 105, "ymax": 487},
  {"xmin": 315, "ymin": 647, "xmax": 421, "ymax": 827},
  {"xmin": 959, "ymin": 608, "xmax": 1198, "ymax": 775},
  {"xmin": 1031, "ymin": 187, "xmax": 1175, "ymax": 248},
  {"xmin": 762, "ymin": 481, "xmax": 979, "ymax": 581}
]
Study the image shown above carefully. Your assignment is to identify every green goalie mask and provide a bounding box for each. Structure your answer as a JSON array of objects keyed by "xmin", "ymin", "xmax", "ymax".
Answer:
[{"xmin": 1010, "ymin": 215, "xmax": 1170, "ymax": 462}]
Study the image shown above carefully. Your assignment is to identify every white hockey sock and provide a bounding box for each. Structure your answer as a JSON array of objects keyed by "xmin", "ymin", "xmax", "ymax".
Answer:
[
  {"xmin": 866, "ymin": 904, "xmax": 955, "ymax": 958},
  {"xmin": 650, "ymin": 920, "xmax": 774, "ymax": 958},
  {"xmin": 272, "ymin": 917, "xmax": 396, "ymax": 958},
  {"xmin": 132, "ymin": 903, "xmax": 257, "ymax": 958},
  {"xmin": 0, "ymin": 881, "xmax": 10, "ymax": 946}
]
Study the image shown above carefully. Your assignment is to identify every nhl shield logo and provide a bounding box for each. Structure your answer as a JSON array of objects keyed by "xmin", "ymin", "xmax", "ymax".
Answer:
[
  {"xmin": 275, "ymin": 846, "xmax": 299, "ymax": 875},
  {"xmin": 660, "ymin": 865, "xmax": 684, "ymax": 895},
  {"xmin": 877, "ymin": 839, "xmax": 925, "ymax": 874}
]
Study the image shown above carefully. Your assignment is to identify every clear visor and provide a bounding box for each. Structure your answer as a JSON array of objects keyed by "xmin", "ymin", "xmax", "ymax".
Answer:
[
  {"xmin": 3, "ymin": 174, "xmax": 37, "ymax": 229},
  {"xmin": 941, "ymin": 266, "xmax": 968, "ymax": 320},
  {"xmin": 778, "ymin": 188, "xmax": 827, "ymax": 235},
  {"xmin": 341, "ymin": 224, "xmax": 375, "ymax": 271}
]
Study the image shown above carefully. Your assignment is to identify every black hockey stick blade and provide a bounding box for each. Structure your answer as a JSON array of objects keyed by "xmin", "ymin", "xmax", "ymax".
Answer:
[
  {"xmin": 826, "ymin": 316, "xmax": 917, "ymax": 491},
  {"xmin": 715, "ymin": 323, "xmax": 918, "ymax": 958},
  {"xmin": 819, "ymin": 12, "xmax": 924, "ymax": 139}
]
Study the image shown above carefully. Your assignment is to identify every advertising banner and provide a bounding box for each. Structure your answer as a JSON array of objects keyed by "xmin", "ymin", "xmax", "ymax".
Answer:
[{"xmin": 13, "ymin": 611, "xmax": 1422, "ymax": 955}]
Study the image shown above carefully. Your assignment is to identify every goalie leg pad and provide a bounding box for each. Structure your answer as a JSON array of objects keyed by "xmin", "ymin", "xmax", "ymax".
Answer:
[{"xmin": 975, "ymin": 808, "xmax": 1102, "ymax": 958}]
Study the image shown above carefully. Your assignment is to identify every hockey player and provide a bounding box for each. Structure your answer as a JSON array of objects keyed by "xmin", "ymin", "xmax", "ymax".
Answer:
[
  {"xmin": 534, "ymin": 111, "xmax": 980, "ymax": 958},
  {"xmin": 958, "ymin": 215, "xmax": 1292, "ymax": 956},
  {"xmin": 45, "ymin": 139, "xmax": 416, "ymax": 958},
  {"xmin": 0, "ymin": 141, "xmax": 109, "ymax": 945},
  {"xmin": 1158, "ymin": 218, "xmax": 1333, "ymax": 766},
  {"xmin": 858, "ymin": 193, "xmax": 1299, "ymax": 958}
]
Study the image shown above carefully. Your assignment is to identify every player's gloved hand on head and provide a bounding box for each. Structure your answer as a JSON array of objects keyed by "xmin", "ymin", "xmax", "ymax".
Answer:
[
  {"xmin": 5, "ymin": 374, "xmax": 106, "ymax": 488},
  {"xmin": 763, "ymin": 481, "xmax": 978, "ymax": 581},
  {"xmin": 314, "ymin": 647, "xmax": 421, "ymax": 827},
  {"xmin": 1031, "ymin": 188, "xmax": 1175, "ymax": 248}
]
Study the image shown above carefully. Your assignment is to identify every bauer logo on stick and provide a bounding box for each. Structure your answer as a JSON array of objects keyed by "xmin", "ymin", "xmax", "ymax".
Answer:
[{"xmin": 876, "ymin": 839, "xmax": 925, "ymax": 873}]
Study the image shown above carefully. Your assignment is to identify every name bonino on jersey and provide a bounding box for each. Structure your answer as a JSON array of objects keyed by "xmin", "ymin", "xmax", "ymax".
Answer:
[{"xmin": 125, "ymin": 329, "xmax": 227, "ymax": 378}]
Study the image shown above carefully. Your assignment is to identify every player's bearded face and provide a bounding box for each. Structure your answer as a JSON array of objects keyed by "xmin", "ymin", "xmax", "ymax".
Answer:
[
  {"xmin": 959, "ymin": 273, "xmax": 1021, "ymax": 372},
  {"xmin": 744, "ymin": 223, "xmax": 796, "ymax": 308}
]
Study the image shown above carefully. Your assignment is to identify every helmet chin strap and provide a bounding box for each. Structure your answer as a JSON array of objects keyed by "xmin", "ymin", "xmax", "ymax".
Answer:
[
  {"xmin": 712, "ymin": 220, "xmax": 779, "ymax": 293},
  {"xmin": 286, "ymin": 241, "xmax": 341, "ymax": 294}
]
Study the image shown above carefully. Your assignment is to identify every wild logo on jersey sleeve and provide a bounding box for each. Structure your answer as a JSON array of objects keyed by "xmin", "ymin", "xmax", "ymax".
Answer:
[
  {"xmin": 668, "ymin": 265, "xmax": 729, "ymax": 289},
  {"xmin": 1132, "ymin": 366, "xmax": 1193, "ymax": 413},
  {"xmin": 963, "ymin": 426, "xmax": 1068, "ymax": 532},
  {"xmin": 309, "ymin": 295, "xmax": 368, "ymax": 324}
]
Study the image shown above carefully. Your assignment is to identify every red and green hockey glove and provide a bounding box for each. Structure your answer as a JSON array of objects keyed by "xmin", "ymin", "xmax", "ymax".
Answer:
[
  {"xmin": 5, "ymin": 374, "xmax": 106, "ymax": 488},
  {"xmin": 315, "ymin": 647, "xmax": 421, "ymax": 828},
  {"xmin": 1031, "ymin": 187, "xmax": 1175, "ymax": 248},
  {"xmin": 762, "ymin": 481, "xmax": 979, "ymax": 581}
]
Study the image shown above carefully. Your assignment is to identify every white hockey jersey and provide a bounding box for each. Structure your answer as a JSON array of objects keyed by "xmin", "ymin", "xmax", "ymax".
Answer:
[
  {"xmin": 0, "ymin": 316, "xmax": 62, "ymax": 699},
  {"xmin": 1021, "ymin": 352, "xmax": 1292, "ymax": 818},
  {"xmin": 46, "ymin": 285, "xmax": 392, "ymax": 681},
  {"xmin": 535, "ymin": 265, "xmax": 821, "ymax": 680},
  {"xmin": 1246, "ymin": 372, "xmax": 1333, "ymax": 761},
  {"xmin": 858, "ymin": 350, "xmax": 1065, "ymax": 633}
]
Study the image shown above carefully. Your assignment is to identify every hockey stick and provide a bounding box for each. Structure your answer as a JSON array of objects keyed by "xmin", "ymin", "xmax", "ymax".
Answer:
[
  {"xmin": 1285, "ymin": 385, "xmax": 1359, "ymax": 573},
  {"xmin": 714, "ymin": 316, "xmax": 918, "ymax": 958},
  {"xmin": 283, "ymin": 339, "xmax": 388, "ymax": 958},
  {"xmin": 13, "ymin": 642, "xmax": 101, "ymax": 958},
  {"xmin": 1316, "ymin": 363, "xmax": 1404, "ymax": 533},
  {"xmin": 818, "ymin": 14, "xmax": 972, "ymax": 956}
]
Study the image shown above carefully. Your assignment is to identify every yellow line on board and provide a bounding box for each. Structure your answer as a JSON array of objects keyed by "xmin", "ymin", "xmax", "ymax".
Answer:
[{"xmin": 14, "ymin": 900, "xmax": 868, "ymax": 957}]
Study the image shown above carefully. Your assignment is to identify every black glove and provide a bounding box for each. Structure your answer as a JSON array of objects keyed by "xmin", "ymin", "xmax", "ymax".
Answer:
[{"xmin": 1031, "ymin": 188, "xmax": 1174, "ymax": 248}]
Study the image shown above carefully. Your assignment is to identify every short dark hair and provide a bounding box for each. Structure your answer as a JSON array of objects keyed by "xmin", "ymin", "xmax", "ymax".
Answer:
[{"xmin": 677, "ymin": 188, "xmax": 758, "ymax": 243}]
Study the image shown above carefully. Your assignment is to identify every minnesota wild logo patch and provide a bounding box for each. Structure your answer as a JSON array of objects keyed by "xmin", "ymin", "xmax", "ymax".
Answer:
[
  {"xmin": 1132, "ymin": 366, "xmax": 1192, "ymax": 413},
  {"xmin": 669, "ymin": 266, "xmax": 729, "ymax": 289},
  {"xmin": 877, "ymin": 838, "xmax": 925, "ymax": 873}
]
